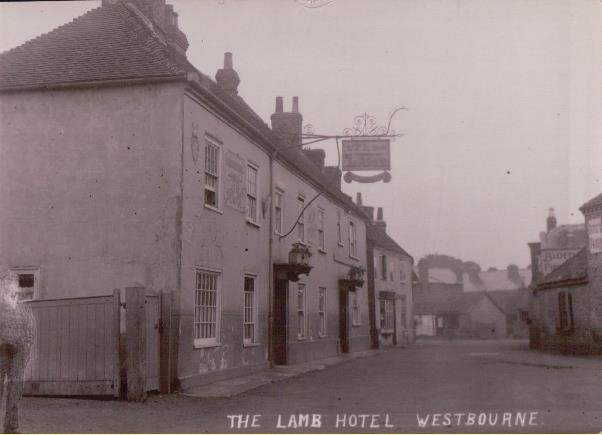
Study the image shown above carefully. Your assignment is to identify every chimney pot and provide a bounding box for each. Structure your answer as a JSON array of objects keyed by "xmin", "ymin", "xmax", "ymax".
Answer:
[
  {"xmin": 292, "ymin": 96, "xmax": 299, "ymax": 113},
  {"xmin": 224, "ymin": 52, "xmax": 233, "ymax": 69},
  {"xmin": 275, "ymin": 97, "xmax": 283, "ymax": 113}
]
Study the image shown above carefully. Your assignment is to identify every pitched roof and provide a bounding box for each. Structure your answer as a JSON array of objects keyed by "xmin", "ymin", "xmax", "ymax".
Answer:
[
  {"xmin": 486, "ymin": 289, "xmax": 529, "ymax": 314},
  {"xmin": 462, "ymin": 269, "xmax": 529, "ymax": 292},
  {"xmin": 0, "ymin": 1, "xmax": 367, "ymax": 220},
  {"xmin": 580, "ymin": 192, "xmax": 602, "ymax": 212},
  {"xmin": 428, "ymin": 268, "xmax": 459, "ymax": 284},
  {"xmin": 413, "ymin": 289, "xmax": 505, "ymax": 316},
  {"xmin": 0, "ymin": 3, "xmax": 186, "ymax": 90},
  {"xmin": 536, "ymin": 247, "xmax": 588, "ymax": 289},
  {"xmin": 367, "ymin": 226, "xmax": 413, "ymax": 260}
]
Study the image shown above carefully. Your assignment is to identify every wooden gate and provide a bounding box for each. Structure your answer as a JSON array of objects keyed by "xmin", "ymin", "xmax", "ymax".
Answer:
[{"xmin": 23, "ymin": 290, "xmax": 120, "ymax": 397}]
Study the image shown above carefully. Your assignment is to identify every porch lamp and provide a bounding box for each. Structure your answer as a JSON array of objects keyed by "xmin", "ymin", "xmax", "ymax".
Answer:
[{"xmin": 288, "ymin": 241, "xmax": 312, "ymax": 266}]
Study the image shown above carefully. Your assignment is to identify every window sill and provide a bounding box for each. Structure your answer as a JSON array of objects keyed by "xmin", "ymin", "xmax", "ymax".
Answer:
[
  {"xmin": 337, "ymin": 242, "xmax": 345, "ymax": 247},
  {"xmin": 318, "ymin": 248, "xmax": 327, "ymax": 254},
  {"xmin": 352, "ymin": 322, "xmax": 362, "ymax": 328},
  {"xmin": 246, "ymin": 219, "xmax": 261, "ymax": 229},
  {"xmin": 204, "ymin": 204, "xmax": 223, "ymax": 215},
  {"xmin": 243, "ymin": 341, "xmax": 260, "ymax": 348},
  {"xmin": 349, "ymin": 255, "xmax": 359, "ymax": 261},
  {"xmin": 380, "ymin": 329, "xmax": 394, "ymax": 335},
  {"xmin": 297, "ymin": 336, "xmax": 308, "ymax": 341},
  {"xmin": 318, "ymin": 333, "xmax": 327, "ymax": 338},
  {"xmin": 193, "ymin": 340, "xmax": 222, "ymax": 349}
]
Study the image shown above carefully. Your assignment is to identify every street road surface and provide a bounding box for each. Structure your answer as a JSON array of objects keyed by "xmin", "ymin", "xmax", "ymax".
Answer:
[{"xmin": 19, "ymin": 339, "xmax": 602, "ymax": 433}]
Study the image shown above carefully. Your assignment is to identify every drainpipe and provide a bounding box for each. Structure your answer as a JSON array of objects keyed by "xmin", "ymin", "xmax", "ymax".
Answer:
[{"xmin": 267, "ymin": 151, "xmax": 276, "ymax": 367}]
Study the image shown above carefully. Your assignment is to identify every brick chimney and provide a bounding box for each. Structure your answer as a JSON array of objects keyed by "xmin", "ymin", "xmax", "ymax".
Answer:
[
  {"xmin": 528, "ymin": 242, "xmax": 542, "ymax": 284},
  {"xmin": 107, "ymin": 0, "xmax": 189, "ymax": 55},
  {"xmin": 547, "ymin": 207, "xmax": 557, "ymax": 232},
  {"xmin": 215, "ymin": 52, "xmax": 240, "ymax": 95},
  {"xmin": 374, "ymin": 207, "xmax": 386, "ymax": 232},
  {"xmin": 324, "ymin": 166, "xmax": 342, "ymax": 190},
  {"xmin": 302, "ymin": 148, "xmax": 325, "ymax": 171},
  {"xmin": 271, "ymin": 96, "xmax": 302, "ymax": 149},
  {"xmin": 355, "ymin": 192, "xmax": 374, "ymax": 221}
]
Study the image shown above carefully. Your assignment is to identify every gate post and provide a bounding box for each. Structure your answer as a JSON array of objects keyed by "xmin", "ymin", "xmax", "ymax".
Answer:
[{"xmin": 125, "ymin": 286, "xmax": 147, "ymax": 401}]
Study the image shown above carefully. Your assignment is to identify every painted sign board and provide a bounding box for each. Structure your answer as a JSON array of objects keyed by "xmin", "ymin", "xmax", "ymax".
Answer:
[
  {"xmin": 224, "ymin": 149, "xmax": 245, "ymax": 213},
  {"xmin": 587, "ymin": 216, "xmax": 602, "ymax": 254},
  {"xmin": 342, "ymin": 139, "xmax": 390, "ymax": 171}
]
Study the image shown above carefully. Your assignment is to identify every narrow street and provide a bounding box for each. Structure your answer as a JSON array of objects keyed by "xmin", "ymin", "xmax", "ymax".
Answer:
[{"xmin": 19, "ymin": 339, "xmax": 602, "ymax": 433}]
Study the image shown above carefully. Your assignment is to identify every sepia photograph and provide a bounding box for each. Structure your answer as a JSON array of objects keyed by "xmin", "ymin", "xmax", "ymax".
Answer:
[{"xmin": 0, "ymin": 0, "xmax": 601, "ymax": 433}]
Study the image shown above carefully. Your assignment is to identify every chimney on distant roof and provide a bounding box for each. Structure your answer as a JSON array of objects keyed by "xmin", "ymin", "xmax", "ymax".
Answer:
[
  {"xmin": 215, "ymin": 52, "xmax": 240, "ymax": 95},
  {"xmin": 125, "ymin": 0, "xmax": 189, "ymax": 55},
  {"xmin": 355, "ymin": 192, "xmax": 374, "ymax": 221},
  {"xmin": 271, "ymin": 96, "xmax": 302, "ymax": 149},
  {"xmin": 302, "ymin": 148, "xmax": 326, "ymax": 171},
  {"xmin": 374, "ymin": 207, "xmax": 386, "ymax": 231},
  {"xmin": 547, "ymin": 207, "xmax": 557, "ymax": 232}
]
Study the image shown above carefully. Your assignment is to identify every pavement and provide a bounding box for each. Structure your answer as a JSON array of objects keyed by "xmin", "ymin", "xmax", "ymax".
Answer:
[{"xmin": 180, "ymin": 348, "xmax": 383, "ymax": 398}]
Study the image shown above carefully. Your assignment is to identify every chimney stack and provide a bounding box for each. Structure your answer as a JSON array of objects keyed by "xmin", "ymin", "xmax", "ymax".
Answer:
[
  {"xmin": 547, "ymin": 207, "xmax": 557, "ymax": 232},
  {"xmin": 302, "ymin": 148, "xmax": 326, "ymax": 171},
  {"xmin": 374, "ymin": 207, "xmax": 386, "ymax": 231},
  {"xmin": 215, "ymin": 52, "xmax": 240, "ymax": 95},
  {"xmin": 271, "ymin": 96, "xmax": 302, "ymax": 148},
  {"xmin": 124, "ymin": 0, "xmax": 189, "ymax": 55}
]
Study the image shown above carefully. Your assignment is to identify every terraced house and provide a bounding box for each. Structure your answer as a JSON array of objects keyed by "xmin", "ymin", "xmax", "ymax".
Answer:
[{"xmin": 0, "ymin": 0, "xmax": 371, "ymax": 397}]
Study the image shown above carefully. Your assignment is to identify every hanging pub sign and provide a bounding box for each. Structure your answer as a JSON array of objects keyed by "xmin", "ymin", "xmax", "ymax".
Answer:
[{"xmin": 342, "ymin": 139, "xmax": 391, "ymax": 171}]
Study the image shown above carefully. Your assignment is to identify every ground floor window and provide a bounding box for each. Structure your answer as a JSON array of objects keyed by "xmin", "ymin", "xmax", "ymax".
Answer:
[
  {"xmin": 380, "ymin": 299, "xmax": 395, "ymax": 332},
  {"xmin": 318, "ymin": 287, "xmax": 327, "ymax": 337},
  {"xmin": 243, "ymin": 275, "xmax": 256, "ymax": 344},
  {"xmin": 9, "ymin": 267, "xmax": 39, "ymax": 301},
  {"xmin": 194, "ymin": 270, "xmax": 220, "ymax": 346},
  {"xmin": 558, "ymin": 291, "xmax": 574, "ymax": 331},
  {"xmin": 297, "ymin": 283, "xmax": 306, "ymax": 338}
]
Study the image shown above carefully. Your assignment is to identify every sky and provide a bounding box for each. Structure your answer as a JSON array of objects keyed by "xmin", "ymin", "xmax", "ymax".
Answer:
[{"xmin": 1, "ymin": 0, "xmax": 600, "ymax": 270}]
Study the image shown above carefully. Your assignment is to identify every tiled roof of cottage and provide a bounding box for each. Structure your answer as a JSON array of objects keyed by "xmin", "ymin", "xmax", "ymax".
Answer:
[
  {"xmin": 486, "ymin": 289, "xmax": 529, "ymax": 315},
  {"xmin": 580, "ymin": 192, "xmax": 602, "ymax": 212},
  {"xmin": 462, "ymin": 269, "xmax": 529, "ymax": 292},
  {"xmin": 413, "ymin": 289, "xmax": 505, "ymax": 316},
  {"xmin": 0, "ymin": 3, "xmax": 187, "ymax": 90},
  {"xmin": 536, "ymin": 247, "xmax": 588, "ymax": 289},
  {"xmin": 367, "ymin": 226, "xmax": 413, "ymax": 261},
  {"xmin": 0, "ymin": 1, "xmax": 365, "ymax": 219}
]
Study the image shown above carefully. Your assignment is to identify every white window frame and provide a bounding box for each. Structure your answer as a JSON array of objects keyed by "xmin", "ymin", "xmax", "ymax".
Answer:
[
  {"xmin": 274, "ymin": 188, "xmax": 284, "ymax": 235},
  {"xmin": 297, "ymin": 283, "xmax": 307, "ymax": 339},
  {"xmin": 9, "ymin": 267, "xmax": 40, "ymax": 301},
  {"xmin": 318, "ymin": 207, "xmax": 325, "ymax": 251},
  {"xmin": 297, "ymin": 195, "xmax": 306, "ymax": 244},
  {"xmin": 400, "ymin": 262, "xmax": 407, "ymax": 283},
  {"xmin": 243, "ymin": 274, "xmax": 258, "ymax": 345},
  {"xmin": 204, "ymin": 137, "xmax": 221, "ymax": 211},
  {"xmin": 246, "ymin": 163, "xmax": 259, "ymax": 225},
  {"xmin": 351, "ymin": 289, "xmax": 361, "ymax": 326},
  {"xmin": 318, "ymin": 287, "xmax": 327, "ymax": 337},
  {"xmin": 348, "ymin": 220, "xmax": 357, "ymax": 258},
  {"xmin": 194, "ymin": 269, "xmax": 221, "ymax": 348}
]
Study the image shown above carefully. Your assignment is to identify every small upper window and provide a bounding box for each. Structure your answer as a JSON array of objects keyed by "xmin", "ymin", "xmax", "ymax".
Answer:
[
  {"xmin": 297, "ymin": 195, "xmax": 306, "ymax": 243},
  {"xmin": 336, "ymin": 211, "xmax": 343, "ymax": 245},
  {"xmin": 318, "ymin": 208, "xmax": 325, "ymax": 250},
  {"xmin": 274, "ymin": 188, "xmax": 284, "ymax": 234},
  {"xmin": 246, "ymin": 164, "xmax": 259, "ymax": 224},
  {"xmin": 348, "ymin": 221, "xmax": 357, "ymax": 257},
  {"xmin": 204, "ymin": 138, "xmax": 221, "ymax": 209}
]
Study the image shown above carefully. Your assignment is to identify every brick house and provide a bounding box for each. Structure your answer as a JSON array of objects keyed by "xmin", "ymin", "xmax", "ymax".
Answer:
[
  {"xmin": 528, "ymin": 193, "xmax": 602, "ymax": 354},
  {"xmin": 0, "ymin": 0, "xmax": 371, "ymax": 394}
]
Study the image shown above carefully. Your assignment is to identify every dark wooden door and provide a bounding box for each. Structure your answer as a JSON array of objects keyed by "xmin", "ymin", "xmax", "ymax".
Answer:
[
  {"xmin": 339, "ymin": 287, "xmax": 349, "ymax": 353},
  {"xmin": 273, "ymin": 278, "xmax": 288, "ymax": 365}
]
